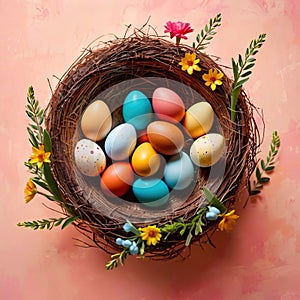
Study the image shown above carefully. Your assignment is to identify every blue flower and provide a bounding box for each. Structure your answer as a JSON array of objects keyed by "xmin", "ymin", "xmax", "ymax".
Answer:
[
  {"xmin": 129, "ymin": 241, "xmax": 139, "ymax": 255},
  {"xmin": 122, "ymin": 239, "xmax": 132, "ymax": 248},
  {"xmin": 206, "ymin": 206, "xmax": 221, "ymax": 221},
  {"xmin": 116, "ymin": 238, "xmax": 124, "ymax": 246},
  {"xmin": 208, "ymin": 206, "xmax": 221, "ymax": 214},
  {"xmin": 123, "ymin": 222, "xmax": 135, "ymax": 233}
]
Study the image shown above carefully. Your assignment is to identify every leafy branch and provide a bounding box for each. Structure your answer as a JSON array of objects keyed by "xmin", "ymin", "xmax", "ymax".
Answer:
[
  {"xmin": 192, "ymin": 13, "xmax": 222, "ymax": 51},
  {"xmin": 105, "ymin": 249, "xmax": 129, "ymax": 270},
  {"xmin": 26, "ymin": 86, "xmax": 45, "ymax": 147},
  {"xmin": 248, "ymin": 131, "xmax": 280, "ymax": 195},
  {"xmin": 230, "ymin": 33, "xmax": 266, "ymax": 121},
  {"xmin": 161, "ymin": 207, "xmax": 207, "ymax": 246},
  {"xmin": 17, "ymin": 216, "xmax": 78, "ymax": 230}
]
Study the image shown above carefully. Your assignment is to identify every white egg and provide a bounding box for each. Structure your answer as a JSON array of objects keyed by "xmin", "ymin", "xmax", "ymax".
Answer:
[
  {"xmin": 74, "ymin": 139, "xmax": 106, "ymax": 176},
  {"xmin": 190, "ymin": 133, "xmax": 225, "ymax": 167},
  {"xmin": 105, "ymin": 123, "xmax": 137, "ymax": 160}
]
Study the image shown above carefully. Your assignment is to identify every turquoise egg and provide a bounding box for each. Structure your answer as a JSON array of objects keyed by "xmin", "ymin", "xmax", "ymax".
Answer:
[
  {"xmin": 133, "ymin": 178, "xmax": 169, "ymax": 207},
  {"xmin": 164, "ymin": 152, "xmax": 195, "ymax": 190},
  {"xmin": 122, "ymin": 90, "xmax": 153, "ymax": 130}
]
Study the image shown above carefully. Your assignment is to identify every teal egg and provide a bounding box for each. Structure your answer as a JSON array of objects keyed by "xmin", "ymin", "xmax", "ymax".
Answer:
[
  {"xmin": 133, "ymin": 178, "xmax": 169, "ymax": 207},
  {"xmin": 164, "ymin": 152, "xmax": 195, "ymax": 190},
  {"xmin": 122, "ymin": 90, "xmax": 153, "ymax": 130}
]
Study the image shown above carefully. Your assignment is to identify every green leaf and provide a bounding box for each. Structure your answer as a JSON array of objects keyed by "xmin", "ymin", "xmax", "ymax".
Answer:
[
  {"xmin": 261, "ymin": 160, "xmax": 266, "ymax": 170},
  {"xmin": 241, "ymin": 70, "xmax": 252, "ymax": 78},
  {"xmin": 61, "ymin": 216, "xmax": 78, "ymax": 229},
  {"xmin": 31, "ymin": 177, "xmax": 50, "ymax": 191},
  {"xmin": 202, "ymin": 187, "xmax": 227, "ymax": 213},
  {"xmin": 43, "ymin": 163, "xmax": 62, "ymax": 201},
  {"xmin": 256, "ymin": 167, "xmax": 262, "ymax": 180},
  {"xmin": 43, "ymin": 129, "xmax": 52, "ymax": 152},
  {"xmin": 232, "ymin": 58, "xmax": 238, "ymax": 80},
  {"xmin": 244, "ymin": 63, "xmax": 255, "ymax": 70},
  {"xmin": 238, "ymin": 54, "xmax": 243, "ymax": 67},
  {"xmin": 259, "ymin": 177, "xmax": 270, "ymax": 183}
]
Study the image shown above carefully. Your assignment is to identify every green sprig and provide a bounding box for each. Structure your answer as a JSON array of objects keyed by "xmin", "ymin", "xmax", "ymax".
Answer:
[
  {"xmin": 161, "ymin": 207, "xmax": 207, "ymax": 246},
  {"xmin": 17, "ymin": 216, "xmax": 78, "ymax": 230},
  {"xmin": 26, "ymin": 86, "xmax": 45, "ymax": 146},
  {"xmin": 248, "ymin": 131, "xmax": 280, "ymax": 195},
  {"xmin": 105, "ymin": 249, "xmax": 129, "ymax": 270},
  {"xmin": 192, "ymin": 13, "xmax": 222, "ymax": 51},
  {"xmin": 230, "ymin": 33, "xmax": 266, "ymax": 121}
]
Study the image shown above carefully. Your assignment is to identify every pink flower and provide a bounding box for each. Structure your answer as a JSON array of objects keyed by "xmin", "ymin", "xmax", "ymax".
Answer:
[{"xmin": 164, "ymin": 21, "xmax": 193, "ymax": 41}]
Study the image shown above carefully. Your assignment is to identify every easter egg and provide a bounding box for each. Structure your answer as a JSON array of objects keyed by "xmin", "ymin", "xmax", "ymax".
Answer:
[
  {"xmin": 131, "ymin": 142, "xmax": 161, "ymax": 177},
  {"xmin": 152, "ymin": 87, "xmax": 185, "ymax": 122},
  {"xmin": 190, "ymin": 133, "xmax": 225, "ymax": 167},
  {"xmin": 164, "ymin": 152, "xmax": 195, "ymax": 190},
  {"xmin": 105, "ymin": 123, "xmax": 137, "ymax": 161},
  {"xmin": 133, "ymin": 178, "xmax": 169, "ymax": 207},
  {"xmin": 147, "ymin": 121, "xmax": 184, "ymax": 155},
  {"xmin": 74, "ymin": 139, "xmax": 106, "ymax": 176},
  {"xmin": 122, "ymin": 90, "xmax": 153, "ymax": 130},
  {"xmin": 81, "ymin": 100, "xmax": 112, "ymax": 141},
  {"xmin": 182, "ymin": 102, "xmax": 214, "ymax": 138},
  {"xmin": 100, "ymin": 162, "xmax": 134, "ymax": 197}
]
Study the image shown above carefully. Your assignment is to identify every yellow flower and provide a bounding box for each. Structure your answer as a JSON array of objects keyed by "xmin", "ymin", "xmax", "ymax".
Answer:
[
  {"xmin": 139, "ymin": 225, "xmax": 162, "ymax": 246},
  {"xmin": 179, "ymin": 52, "xmax": 201, "ymax": 75},
  {"xmin": 218, "ymin": 210, "xmax": 239, "ymax": 232},
  {"xmin": 24, "ymin": 179, "xmax": 37, "ymax": 203},
  {"xmin": 202, "ymin": 69, "xmax": 224, "ymax": 91},
  {"xmin": 29, "ymin": 144, "xmax": 51, "ymax": 168}
]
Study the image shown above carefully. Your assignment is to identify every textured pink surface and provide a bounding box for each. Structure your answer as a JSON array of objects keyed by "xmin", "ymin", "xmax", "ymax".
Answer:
[{"xmin": 1, "ymin": 0, "xmax": 300, "ymax": 299}]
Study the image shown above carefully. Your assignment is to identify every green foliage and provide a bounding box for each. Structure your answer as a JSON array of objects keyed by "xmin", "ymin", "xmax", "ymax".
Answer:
[
  {"xmin": 230, "ymin": 33, "xmax": 266, "ymax": 121},
  {"xmin": 161, "ymin": 207, "xmax": 207, "ymax": 246},
  {"xmin": 202, "ymin": 187, "xmax": 226, "ymax": 213},
  {"xmin": 192, "ymin": 13, "xmax": 222, "ymax": 51},
  {"xmin": 105, "ymin": 249, "xmax": 129, "ymax": 270},
  {"xmin": 249, "ymin": 131, "xmax": 280, "ymax": 195},
  {"xmin": 26, "ymin": 86, "xmax": 45, "ymax": 146},
  {"xmin": 17, "ymin": 216, "xmax": 78, "ymax": 230}
]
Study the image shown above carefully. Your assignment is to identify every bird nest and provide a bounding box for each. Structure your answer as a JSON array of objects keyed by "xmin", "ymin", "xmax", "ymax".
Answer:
[{"xmin": 45, "ymin": 30, "xmax": 259, "ymax": 260}]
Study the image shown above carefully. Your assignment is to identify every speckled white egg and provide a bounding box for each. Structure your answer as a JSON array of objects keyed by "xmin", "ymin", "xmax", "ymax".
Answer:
[
  {"xmin": 74, "ymin": 139, "xmax": 106, "ymax": 176},
  {"xmin": 105, "ymin": 123, "xmax": 137, "ymax": 161},
  {"xmin": 190, "ymin": 133, "xmax": 225, "ymax": 167}
]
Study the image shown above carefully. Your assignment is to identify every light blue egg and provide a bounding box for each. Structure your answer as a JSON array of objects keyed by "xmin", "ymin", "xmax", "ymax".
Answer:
[
  {"xmin": 122, "ymin": 90, "xmax": 153, "ymax": 130},
  {"xmin": 133, "ymin": 178, "xmax": 169, "ymax": 207},
  {"xmin": 105, "ymin": 123, "xmax": 137, "ymax": 160},
  {"xmin": 164, "ymin": 152, "xmax": 195, "ymax": 190}
]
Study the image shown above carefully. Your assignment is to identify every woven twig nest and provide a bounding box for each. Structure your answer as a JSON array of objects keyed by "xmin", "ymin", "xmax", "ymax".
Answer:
[{"xmin": 46, "ymin": 31, "xmax": 259, "ymax": 259}]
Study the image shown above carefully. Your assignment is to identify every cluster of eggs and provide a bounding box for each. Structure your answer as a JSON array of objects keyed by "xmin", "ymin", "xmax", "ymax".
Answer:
[{"xmin": 74, "ymin": 87, "xmax": 225, "ymax": 207}]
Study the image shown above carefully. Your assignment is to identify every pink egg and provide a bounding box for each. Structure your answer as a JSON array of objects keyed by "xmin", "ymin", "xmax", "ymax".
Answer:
[{"xmin": 152, "ymin": 87, "xmax": 185, "ymax": 123}]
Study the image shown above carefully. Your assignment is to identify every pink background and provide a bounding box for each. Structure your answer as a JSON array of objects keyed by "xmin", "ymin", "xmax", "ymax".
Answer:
[{"xmin": 1, "ymin": 0, "xmax": 300, "ymax": 299}]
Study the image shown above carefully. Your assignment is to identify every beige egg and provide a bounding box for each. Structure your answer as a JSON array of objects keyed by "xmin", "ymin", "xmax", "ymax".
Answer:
[
  {"xmin": 183, "ymin": 102, "xmax": 214, "ymax": 138},
  {"xmin": 81, "ymin": 100, "xmax": 112, "ymax": 141},
  {"xmin": 190, "ymin": 133, "xmax": 225, "ymax": 167}
]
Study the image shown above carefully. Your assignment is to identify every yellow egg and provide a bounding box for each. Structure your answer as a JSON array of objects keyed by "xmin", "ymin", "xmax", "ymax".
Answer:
[
  {"xmin": 131, "ymin": 142, "xmax": 161, "ymax": 176},
  {"xmin": 81, "ymin": 100, "xmax": 112, "ymax": 141},
  {"xmin": 183, "ymin": 102, "xmax": 214, "ymax": 138},
  {"xmin": 190, "ymin": 133, "xmax": 225, "ymax": 167}
]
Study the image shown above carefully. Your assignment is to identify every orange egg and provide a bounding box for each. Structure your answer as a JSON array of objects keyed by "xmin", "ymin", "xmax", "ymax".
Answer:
[
  {"xmin": 147, "ymin": 121, "xmax": 184, "ymax": 155},
  {"xmin": 100, "ymin": 162, "xmax": 134, "ymax": 197},
  {"xmin": 131, "ymin": 142, "xmax": 161, "ymax": 176}
]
